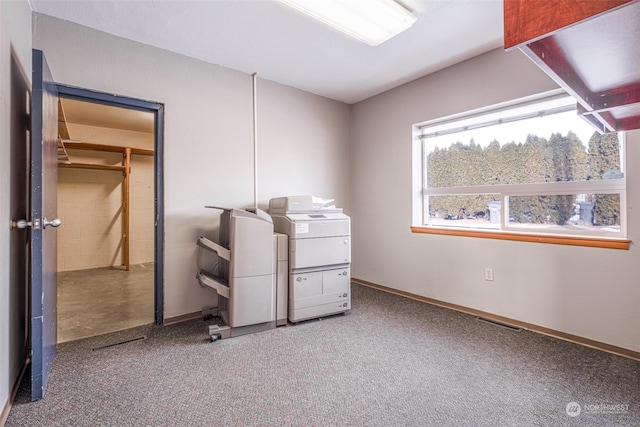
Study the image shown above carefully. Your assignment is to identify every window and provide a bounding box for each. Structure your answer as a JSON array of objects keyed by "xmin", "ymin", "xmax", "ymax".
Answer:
[{"xmin": 412, "ymin": 91, "xmax": 629, "ymax": 249}]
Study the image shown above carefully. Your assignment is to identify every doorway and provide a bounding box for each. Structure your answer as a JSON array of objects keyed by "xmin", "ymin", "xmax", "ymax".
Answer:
[{"xmin": 55, "ymin": 85, "xmax": 164, "ymax": 342}]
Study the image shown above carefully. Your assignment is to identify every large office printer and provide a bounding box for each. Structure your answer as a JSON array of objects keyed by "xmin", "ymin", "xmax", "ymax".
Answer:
[
  {"xmin": 269, "ymin": 196, "xmax": 351, "ymax": 323},
  {"xmin": 197, "ymin": 206, "xmax": 287, "ymax": 340}
]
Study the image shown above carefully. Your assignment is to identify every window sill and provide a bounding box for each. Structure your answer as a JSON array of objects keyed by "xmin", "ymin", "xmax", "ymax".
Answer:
[{"xmin": 410, "ymin": 226, "xmax": 631, "ymax": 250}]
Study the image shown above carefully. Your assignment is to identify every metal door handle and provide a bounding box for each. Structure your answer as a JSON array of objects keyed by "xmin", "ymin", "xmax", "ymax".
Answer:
[
  {"xmin": 11, "ymin": 219, "xmax": 33, "ymax": 229},
  {"xmin": 43, "ymin": 217, "xmax": 62, "ymax": 228},
  {"xmin": 10, "ymin": 217, "xmax": 58, "ymax": 230}
]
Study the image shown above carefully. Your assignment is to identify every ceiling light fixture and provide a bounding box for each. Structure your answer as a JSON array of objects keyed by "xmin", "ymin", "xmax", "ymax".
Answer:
[{"xmin": 277, "ymin": 0, "xmax": 417, "ymax": 46}]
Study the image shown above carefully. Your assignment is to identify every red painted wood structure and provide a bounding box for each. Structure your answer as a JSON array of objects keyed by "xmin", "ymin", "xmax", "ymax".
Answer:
[{"xmin": 504, "ymin": 0, "xmax": 640, "ymax": 132}]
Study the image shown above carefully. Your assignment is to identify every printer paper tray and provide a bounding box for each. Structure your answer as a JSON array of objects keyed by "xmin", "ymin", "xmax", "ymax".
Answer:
[
  {"xmin": 197, "ymin": 236, "xmax": 231, "ymax": 261},
  {"xmin": 197, "ymin": 271, "xmax": 230, "ymax": 299}
]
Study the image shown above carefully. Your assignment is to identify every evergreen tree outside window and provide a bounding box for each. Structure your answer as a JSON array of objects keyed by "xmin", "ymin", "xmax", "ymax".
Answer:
[{"xmin": 414, "ymin": 92, "xmax": 626, "ymax": 239}]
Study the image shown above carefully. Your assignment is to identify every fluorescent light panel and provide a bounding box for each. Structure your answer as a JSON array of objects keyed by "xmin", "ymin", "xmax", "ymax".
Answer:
[{"xmin": 278, "ymin": 0, "xmax": 417, "ymax": 46}]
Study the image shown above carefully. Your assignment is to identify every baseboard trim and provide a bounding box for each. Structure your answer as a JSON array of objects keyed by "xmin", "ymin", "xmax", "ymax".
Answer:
[
  {"xmin": 352, "ymin": 278, "xmax": 640, "ymax": 362},
  {"xmin": 163, "ymin": 311, "xmax": 202, "ymax": 326},
  {"xmin": 1, "ymin": 357, "xmax": 29, "ymax": 427}
]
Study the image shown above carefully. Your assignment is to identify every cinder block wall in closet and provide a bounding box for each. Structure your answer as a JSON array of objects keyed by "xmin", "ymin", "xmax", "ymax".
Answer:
[{"xmin": 57, "ymin": 123, "xmax": 154, "ymax": 271}]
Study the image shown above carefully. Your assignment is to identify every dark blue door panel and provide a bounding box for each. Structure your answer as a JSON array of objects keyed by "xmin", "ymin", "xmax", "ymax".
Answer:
[{"xmin": 31, "ymin": 49, "xmax": 59, "ymax": 401}]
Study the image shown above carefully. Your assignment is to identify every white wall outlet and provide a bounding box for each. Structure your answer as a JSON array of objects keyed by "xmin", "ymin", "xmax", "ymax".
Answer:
[{"xmin": 484, "ymin": 268, "xmax": 494, "ymax": 281}]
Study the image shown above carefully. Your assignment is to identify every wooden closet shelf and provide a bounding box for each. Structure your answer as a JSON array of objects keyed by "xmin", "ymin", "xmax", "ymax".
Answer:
[
  {"xmin": 58, "ymin": 162, "xmax": 126, "ymax": 172},
  {"xmin": 61, "ymin": 141, "xmax": 154, "ymax": 156}
]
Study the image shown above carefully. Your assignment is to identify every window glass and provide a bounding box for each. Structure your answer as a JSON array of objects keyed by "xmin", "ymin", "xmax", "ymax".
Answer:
[
  {"xmin": 506, "ymin": 194, "xmax": 621, "ymax": 234},
  {"xmin": 417, "ymin": 94, "xmax": 626, "ymax": 238}
]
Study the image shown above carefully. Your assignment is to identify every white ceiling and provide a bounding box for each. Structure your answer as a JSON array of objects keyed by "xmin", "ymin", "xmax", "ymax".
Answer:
[{"xmin": 29, "ymin": 0, "xmax": 505, "ymax": 105}]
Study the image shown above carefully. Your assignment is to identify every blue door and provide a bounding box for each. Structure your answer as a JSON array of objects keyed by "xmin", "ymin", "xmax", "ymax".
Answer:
[{"xmin": 30, "ymin": 49, "xmax": 60, "ymax": 401}]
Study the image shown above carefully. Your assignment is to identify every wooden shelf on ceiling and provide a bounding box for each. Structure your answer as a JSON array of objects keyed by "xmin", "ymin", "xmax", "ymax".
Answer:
[
  {"xmin": 504, "ymin": 0, "xmax": 640, "ymax": 133},
  {"xmin": 57, "ymin": 140, "xmax": 153, "ymax": 169},
  {"xmin": 57, "ymin": 100, "xmax": 72, "ymax": 164},
  {"xmin": 58, "ymin": 99, "xmax": 71, "ymax": 140},
  {"xmin": 56, "ymin": 98, "xmax": 154, "ymax": 167},
  {"xmin": 61, "ymin": 141, "xmax": 154, "ymax": 156}
]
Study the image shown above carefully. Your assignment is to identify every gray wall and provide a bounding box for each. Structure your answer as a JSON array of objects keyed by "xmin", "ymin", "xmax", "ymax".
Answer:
[
  {"xmin": 32, "ymin": 14, "xmax": 352, "ymax": 319},
  {"xmin": 1, "ymin": 0, "xmax": 33, "ymax": 417},
  {"xmin": 350, "ymin": 47, "xmax": 640, "ymax": 353}
]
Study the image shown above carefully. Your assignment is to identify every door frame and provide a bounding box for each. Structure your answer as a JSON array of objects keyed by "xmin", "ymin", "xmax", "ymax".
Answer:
[
  {"xmin": 9, "ymin": 49, "xmax": 32, "ymax": 403},
  {"xmin": 56, "ymin": 84, "xmax": 165, "ymax": 325}
]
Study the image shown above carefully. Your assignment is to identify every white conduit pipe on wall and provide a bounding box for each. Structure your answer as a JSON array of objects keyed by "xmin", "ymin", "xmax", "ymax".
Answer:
[{"xmin": 252, "ymin": 72, "xmax": 258, "ymax": 210}]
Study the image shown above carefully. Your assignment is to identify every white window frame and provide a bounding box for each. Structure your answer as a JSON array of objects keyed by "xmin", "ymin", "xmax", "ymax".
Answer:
[{"xmin": 412, "ymin": 90, "xmax": 628, "ymax": 241}]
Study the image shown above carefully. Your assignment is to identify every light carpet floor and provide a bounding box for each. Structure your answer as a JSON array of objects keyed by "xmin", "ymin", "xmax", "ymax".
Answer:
[{"xmin": 7, "ymin": 283, "xmax": 639, "ymax": 426}]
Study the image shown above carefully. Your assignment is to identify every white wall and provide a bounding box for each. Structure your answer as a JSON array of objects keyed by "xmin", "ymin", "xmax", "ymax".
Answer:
[
  {"xmin": 129, "ymin": 154, "xmax": 155, "ymax": 264},
  {"xmin": 351, "ymin": 47, "xmax": 640, "ymax": 353},
  {"xmin": 1, "ymin": 0, "xmax": 32, "ymax": 417},
  {"xmin": 58, "ymin": 156, "xmax": 126, "ymax": 271},
  {"xmin": 256, "ymin": 78, "xmax": 352, "ymax": 211},
  {"xmin": 33, "ymin": 14, "xmax": 351, "ymax": 319}
]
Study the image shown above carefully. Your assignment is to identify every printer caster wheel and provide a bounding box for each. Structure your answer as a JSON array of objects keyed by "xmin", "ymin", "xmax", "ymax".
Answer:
[{"xmin": 210, "ymin": 333, "xmax": 222, "ymax": 342}]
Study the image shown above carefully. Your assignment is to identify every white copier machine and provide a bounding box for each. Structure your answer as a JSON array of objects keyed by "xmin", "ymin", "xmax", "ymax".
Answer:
[
  {"xmin": 269, "ymin": 196, "xmax": 351, "ymax": 322},
  {"xmin": 197, "ymin": 206, "xmax": 284, "ymax": 340}
]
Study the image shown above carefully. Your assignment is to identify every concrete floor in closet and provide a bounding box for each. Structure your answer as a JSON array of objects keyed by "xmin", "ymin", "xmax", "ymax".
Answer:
[{"xmin": 57, "ymin": 263, "xmax": 155, "ymax": 343}]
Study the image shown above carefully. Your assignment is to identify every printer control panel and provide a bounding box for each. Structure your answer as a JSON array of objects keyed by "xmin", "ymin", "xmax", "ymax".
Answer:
[{"xmin": 287, "ymin": 212, "xmax": 348, "ymax": 221}]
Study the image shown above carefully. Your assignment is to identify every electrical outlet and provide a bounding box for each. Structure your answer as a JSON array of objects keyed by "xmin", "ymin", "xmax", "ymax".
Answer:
[{"xmin": 484, "ymin": 268, "xmax": 494, "ymax": 281}]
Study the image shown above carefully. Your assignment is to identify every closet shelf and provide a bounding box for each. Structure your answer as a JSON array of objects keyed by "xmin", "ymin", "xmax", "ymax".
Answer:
[
  {"xmin": 61, "ymin": 141, "xmax": 154, "ymax": 156},
  {"xmin": 58, "ymin": 162, "xmax": 125, "ymax": 171},
  {"xmin": 57, "ymin": 139, "xmax": 71, "ymax": 165}
]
